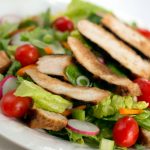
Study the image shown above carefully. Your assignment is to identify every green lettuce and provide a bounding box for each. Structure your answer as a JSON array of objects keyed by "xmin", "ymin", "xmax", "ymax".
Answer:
[
  {"xmin": 15, "ymin": 80, "xmax": 72, "ymax": 113},
  {"xmin": 65, "ymin": 64, "xmax": 92, "ymax": 86},
  {"xmin": 6, "ymin": 61, "xmax": 21, "ymax": 76},
  {"xmin": 65, "ymin": 0, "xmax": 108, "ymax": 23},
  {"xmin": 135, "ymin": 110, "xmax": 150, "ymax": 131},
  {"xmin": 93, "ymin": 95, "xmax": 148, "ymax": 119},
  {"xmin": 0, "ymin": 23, "xmax": 18, "ymax": 38}
]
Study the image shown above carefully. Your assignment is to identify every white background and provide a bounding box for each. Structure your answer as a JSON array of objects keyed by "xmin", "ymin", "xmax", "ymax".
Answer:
[{"xmin": 0, "ymin": 0, "xmax": 149, "ymax": 150}]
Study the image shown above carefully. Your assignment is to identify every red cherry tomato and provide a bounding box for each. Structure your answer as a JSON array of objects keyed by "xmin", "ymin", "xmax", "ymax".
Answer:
[
  {"xmin": 113, "ymin": 116, "xmax": 139, "ymax": 148},
  {"xmin": 1, "ymin": 90, "xmax": 32, "ymax": 118},
  {"xmin": 134, "ymin": 78, "xmax": 150, "ymax": 106},
  {"xmin": 15, "ymin": 44, "xmax": 40, "ymax": 66},
  {"xmin": 53, "ymin": 17, "xmax": 74, "ymax": 32},
  {"xmin": 137, "ymin": 28, "xmax": 150, "ymax": 39}
]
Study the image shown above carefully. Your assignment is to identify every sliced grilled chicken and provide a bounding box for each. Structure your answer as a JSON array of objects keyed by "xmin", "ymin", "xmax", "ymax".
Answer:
[
  {"xmin": 28, "ymin": 108, "xmax": 68, "ymax": 131},
  {"xmin": 68, "ymin": 37, "xmax": 141, "ymax": 96},
  {"xmin": 0, "ymin": 51, "xmax": 11, "ymax": 73},
  {"xmin": 77, "ymin": 20, "xmax": 150, "ymax": 79},
  {"xmin": 101, "ymin": 14, "xmax": 150, "ymax": 58},
  {"xmin": 25, "ymin": 67, "xmax": 110, "ymax": 104},
  {"xmin": 140, "ymin": 128, "xmax": 150, "ymax": 147},
  {"xmin": 37, "ymin": 55, "xmax": 72, "ymax": 76}
]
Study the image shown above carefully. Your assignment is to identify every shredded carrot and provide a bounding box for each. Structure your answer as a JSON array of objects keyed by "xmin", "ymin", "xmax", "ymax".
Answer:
[
  {"xmin": 75, "ymin": 105, "xmax": 86, "ymax": 110},
  {"xmin": 62, "ymin": 109, "xmax": 72, "ymax": 116},
  {"xmin": 44, "ymin": 47, "xmax": 53, "ymax": 55},
  {"xmin": 62, "ymin": 105, "xmax": 86, "ymax": 116},
  {"xmin": 61, "ymin": 42, "xmax": 70, "ymax": 50},
  {"xmin": 17, "ymin": 65, "xmax": 36, "ymax": 76},
  {"xmin": 119, "ymin": 108, "xmax": 143, "ymax": 115}
]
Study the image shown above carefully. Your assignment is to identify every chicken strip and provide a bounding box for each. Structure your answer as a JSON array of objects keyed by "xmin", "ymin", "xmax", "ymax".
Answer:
[
  {"xmin": 37, "ymin": 55, "xmax": 72, "ymax": 76},
  {"xmin": 68, "ymin": 37, "xmax": 141, "ymax": 96},
  {"xmin": 0, "ymin": 51, "xmax": 11, "ymax": 73},
  {"xmin": 140, "ymin": 128, "xmax": 150, "ymax": 147},
  {"xmin": 28, "ymin": 108, "xmax": 67, "ymax": 131},
  {"xmin": 25, "ymin": 67, "xmax": 110, "ymax": 104},
  {"xmin": 77, "ymin": 20, "xmax": 150, "ymax": 79},
  {"xmin": 101, "ymin": 14, "xmax": 150, "ymax": 58}
]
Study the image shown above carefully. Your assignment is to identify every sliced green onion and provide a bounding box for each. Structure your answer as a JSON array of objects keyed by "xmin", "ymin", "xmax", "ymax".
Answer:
[
  {"xmin": 43, "ymin": 34, "xmax": 54, "ymax": 44},
  {"xmin": 55, "ymin": 31, "xmax": 69, "ymax": 41},
  {"xmin": 65, "ymin": 64, "xmax": 81, "ymax": 85},
  {"xmin": 72, "ymin": 109, "xmax": 85, "ymax": 121},
  {"xmin": 76, "ymin": 75, "xmax": 90, "ymax": 86}
]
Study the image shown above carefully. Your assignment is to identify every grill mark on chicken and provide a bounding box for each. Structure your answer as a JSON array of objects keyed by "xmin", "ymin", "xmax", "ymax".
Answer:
[
  {"xmin": 25, "ymin": 67, "xmax": 110, "ymax": 104},
  {"xmin": 37, "ymin": 55, "xmax": 72, "ymax": 77},
  {"xmin": 77, "ymin": 20, "xmax": 150, "ymax": 79},
  {"xmin": 68, "ymin": 37, "xmax": 141, "ymax": 96},
  {"xmin": 101, "ymin": 14, "xmax": 150, "ymax": 58},
  {"xmin": 28, "ymin": 108, "xmax": 68, "ymax": 131}
]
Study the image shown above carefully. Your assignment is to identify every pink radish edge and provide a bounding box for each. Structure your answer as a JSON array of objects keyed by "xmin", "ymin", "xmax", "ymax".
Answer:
[
  {"xmin": 66, "ymin": 119, "xmax": 100, "ymax": 136},
  {"xmin": 0, "ymin": 76, "xmax": 18, "ymax": 98}
]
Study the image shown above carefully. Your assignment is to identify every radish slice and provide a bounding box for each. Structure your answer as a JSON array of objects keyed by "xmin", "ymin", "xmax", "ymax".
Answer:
[
  {"xmin": 66, "ymin": 119, "xmax": 100, "ymax": 136},
  {"xmin": 11, "ymin": 32, "xmax": 29, "ymax": 46},
  {"xmin": 0, "ymin": 14, "xmax": 21, "ymax": 24},
  {"xmin": 0, "ymin": 76, "xmax": 18, "ymax": 98}
]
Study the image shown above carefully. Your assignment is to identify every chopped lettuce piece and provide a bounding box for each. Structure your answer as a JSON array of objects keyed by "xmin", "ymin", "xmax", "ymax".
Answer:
[
  {"xmin": 15, "ymin": 80, "xmax": 72, "ymax": 113},
  {"xmin": 0, "ymin": 23, "xmax": 18, "ymax": 38},
  {"xmin": 65, "ymin": 0, "xmax": 108, "ymax": 23},
  {"xmin": 6, "ymin": 45, "xmax": 18, "ymax": 58},
  {"xmin": 67, "ymin": 129, "xmax": 84, "ymax": 144},
  {"xmin": 40, "ymin": 8, "xmax": 51, "ymax": 28},
  {"xmin": 135, "ymin": 115, "xmax": 150, "ymax": 131},
  {"xmin": 21, "ymin": 27, "xmax": 51, "ymax": 41},
  {"xmin": 135, "ymin": 110, "xmax": 150, "ymax": 131},
  {"xmin": 0, "ymin": 39, "xmax": 10, "ymax": 50},
  {"xmin": 6, "ymin": 61, "xmax": 21, "ymax": 76},
  {"xmin": 133, "ymin": 101, "xmax": 149, "ymax": 109},
  {"xmin": 66, "ymin": 129, "xmax": 99, "ymax": 146},
  {"xmin": 87, "ymin": 13, "xmax": 102, "ymax": 24},
  {"xmin": 21, "ymin": 28, "xmax": 66, "ymax": 54},
  {"xmin": 93, "ymin": 95, "xmax": 148, "ymax": 119},
  {"xmin": 72, "ymin": 109, "xmax": 85, "ymax": 120},
  {"xmin": 134, "ymin": 144, "xmax": 146, "ymax": 150}
]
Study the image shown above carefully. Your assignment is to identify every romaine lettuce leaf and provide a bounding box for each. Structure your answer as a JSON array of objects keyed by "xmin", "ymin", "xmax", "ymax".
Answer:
[
  {"xmin": 0, "ymin": 23, "xmax": 18, "ymax": 38},
  {"xmin": 6, "ymin": 61, "xmax": 21, "ymax": 76},
  {"xmin": 15, "ymin": 80, "xmax": 72, "ymax": 113},
  {"xmin": 93, "ymin": 95, "xmax": 148, "ymax": 119},
  {"xmin": 65, "ymin": 0, "xmax": 108, "ymax": 23},
  {"xmin": 135, "ymin": 110, "xmax": 150, "ymax": 131}
]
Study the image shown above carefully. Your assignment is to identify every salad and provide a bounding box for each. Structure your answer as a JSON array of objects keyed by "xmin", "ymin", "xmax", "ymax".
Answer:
[{"xmin": 0, "ymin": 0, "xmax": 150, "ymax": 149}]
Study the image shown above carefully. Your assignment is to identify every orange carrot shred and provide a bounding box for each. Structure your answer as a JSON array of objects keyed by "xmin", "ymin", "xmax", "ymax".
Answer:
[
  {"xmin": 44, "ymin": 47, "xmax": 53, "ymax": 55},
  {"xmin": 17, "ymin": 65, "xmax": 36, "ymax": 76},
  {"xmin": 119, "ymin": 108, "xmax": 143, "ymax": 115}
]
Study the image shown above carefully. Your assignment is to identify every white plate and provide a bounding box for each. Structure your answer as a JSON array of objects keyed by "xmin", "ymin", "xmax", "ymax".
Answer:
[{"xmin": 0, "ymin": 0, "xmax": 150, "ymax": 150}]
